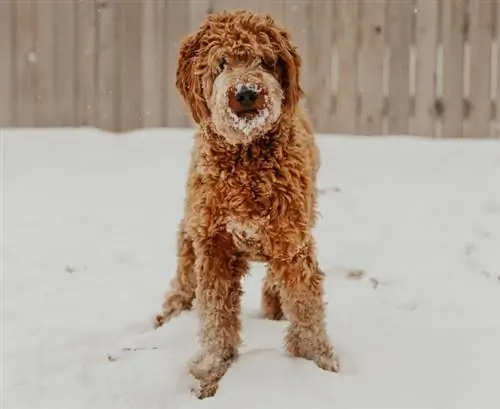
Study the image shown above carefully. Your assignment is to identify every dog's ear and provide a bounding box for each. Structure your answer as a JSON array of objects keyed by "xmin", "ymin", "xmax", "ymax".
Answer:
[
  {"xmin": 275, "ymin": 28, "xmax": 304, "ymax": 117},
  {"xmin": 176, "ymin": 31, "xmax": 210, "ymax": 124}
]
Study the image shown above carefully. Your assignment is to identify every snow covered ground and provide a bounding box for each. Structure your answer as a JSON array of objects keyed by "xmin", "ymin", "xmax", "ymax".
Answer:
[{"xmin": 2, "ymin": 127, "xmax": 500, "ymax": 409}]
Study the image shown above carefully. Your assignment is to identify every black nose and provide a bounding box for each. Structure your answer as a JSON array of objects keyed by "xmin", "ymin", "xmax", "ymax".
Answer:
[{"xmin": 235, "ymin": 85, "xmax": 258, "ymax": 107}]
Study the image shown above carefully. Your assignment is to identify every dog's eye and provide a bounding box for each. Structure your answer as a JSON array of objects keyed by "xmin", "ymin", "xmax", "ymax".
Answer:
[{"xmin": 219, "ymin": 58, "xmax": 227, "ymax": 71}]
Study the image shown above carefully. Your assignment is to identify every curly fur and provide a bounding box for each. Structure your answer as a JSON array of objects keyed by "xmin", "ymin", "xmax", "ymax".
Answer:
[{"xmin": 155, "ymin": 10, "xmax": 339, "ymax": 399}]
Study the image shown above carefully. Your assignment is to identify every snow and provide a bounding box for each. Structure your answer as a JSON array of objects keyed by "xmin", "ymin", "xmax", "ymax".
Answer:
[
  {"xmin": 2, "ymin": 127, "xmax": 500, "ymax": 409},
  {"xmin": 228, "ymin": 105, "xmax": 271, "ymax": 136}
]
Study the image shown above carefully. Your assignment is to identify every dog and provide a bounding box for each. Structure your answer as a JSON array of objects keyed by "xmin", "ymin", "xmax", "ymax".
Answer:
[{"xmin": 154, "ymin": 10, "xmax": 339, "ymax": 399}]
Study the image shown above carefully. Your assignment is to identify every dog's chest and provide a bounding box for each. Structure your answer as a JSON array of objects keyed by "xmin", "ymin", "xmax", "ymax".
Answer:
[
  {"xmin": 215, "ymin": 161, "xmax": 273, "ymax": 212},
  {"xmin": 216, "ymin": 165, "xmax": 274, "ymax": 251}
]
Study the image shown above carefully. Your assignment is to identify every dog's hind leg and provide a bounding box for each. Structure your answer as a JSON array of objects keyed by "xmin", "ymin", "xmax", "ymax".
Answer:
[
  {"xmin": 261, "ymin": 267, "xmax": 285, "ymax": 321},
  {"xmin": 155, "ymin": 220, "xmax": 196, "ymax": 328}
]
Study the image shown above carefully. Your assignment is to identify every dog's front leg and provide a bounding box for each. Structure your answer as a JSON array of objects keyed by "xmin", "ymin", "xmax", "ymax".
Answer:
[
  {"xmin": 189, "ymin": 233, "xmax": 248, "ymax": 399},
  {"xmin": 269, "ymin": 238, "xmax": 340, "ymax": 373}
]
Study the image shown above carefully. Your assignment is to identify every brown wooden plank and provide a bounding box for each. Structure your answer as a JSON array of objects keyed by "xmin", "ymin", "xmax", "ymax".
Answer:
[
  {"xmin": 54, "ymin": 0, "xmax": 76, "ymax": 126},
  {"xmin": 306, "ymin": 0, "xmax": 334, "ymax": 133},
  {"xmin": 211, "ymin": 0, "xmax": 241, "ymax": 12},
  {"xmin": 76, "ymin": 0, "xmax": 98, "ymax": 127},
  {"xmin": 335, "ymin": 0, "xmax": 360, "ymax": 134},
  {"xmin": 118, "ymin": 2, "xmax": 143, "ymax": 132},
  {"xmin": 414, "ymin": 0, "xmax": 438, "ymax": 137},
  {"xmin": 497, "ymin": 0, "xmax": 500, "ymax": 137},
  {"xmin": 165, "ymin": 0, "xmax": 191, "ymax": 127},
  {"xmin": 211, "ymin": 1, "xmax": 280, "ymax": 20},
  {"xmin": 210, "ymin": 0, "xmax": 270, "ymax": 15},
  {"xmin": 185, "ymin": 0, "xmax": 212, "ymax": 127},
  {"xmin": 221, "ymin": 0, "xmax": 261, "ymax": 13},
  {"xmin": 466, "ymin": 0, "xmax": 493, "ymax": 138},
  {"xmin": 0, "ymin": 0, "xmax": 14, "ymax": 127},
  {"xmin": 35, "ymin": 2, "xmax": 55, "ymax": 127},
  {"xmin": 358, "ymin": 0, "xmax": 386, "ymax": 135},
  {"xmin": 441, "ymin": 0, "xmax": 465, "ymax": 138},
  {"xmin": 264, "ymin": 1, "xmax": 285, "ymax": 25},
  {"xmin": 142, "ymin": 1, "xmax": 166, "ymax": 128},
  {"xmin": 248, "ymin": 0, "xmax": 266, "ymax": 14},
  {"xmin": 14, "ymin": 0, "xmax": 37, "ymax": 127},
  {"xmin": 387, "ymin": 0, "xmax": 412, "ymax": 134},
  {"xmin": 284, "ymin": 0, "xmax": 312, "ymax": 112},
  {"xmin": 96, "ymin": 0, "xmax": 118, "ymax": 132},
  {"xmin": 189, "ymin": 0, "xmax": 210, "ymax": 31}
]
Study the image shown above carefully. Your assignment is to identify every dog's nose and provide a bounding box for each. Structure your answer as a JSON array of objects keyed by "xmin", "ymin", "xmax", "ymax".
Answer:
[{"xmin": 235, "ymin": 85, "xmax": 258, "ymax": 107}]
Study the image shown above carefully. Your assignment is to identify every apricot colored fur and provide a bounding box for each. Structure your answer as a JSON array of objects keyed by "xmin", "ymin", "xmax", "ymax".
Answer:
[{"xmin": 155, "ymin": 10, "xmax": 339, "ymax": 399}]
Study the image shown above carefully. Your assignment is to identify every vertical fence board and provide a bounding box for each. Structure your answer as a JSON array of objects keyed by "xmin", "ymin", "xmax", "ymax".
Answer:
[
  {"xmin": 189, "ymin": 0, "xmax": 210, "ymax": 31},
  {"xmin": 119, "ymin": 2, "xmax": 143, "ymax": 132},
  {"xmin": 264, "ymin": 1, "xmax": 285, "ymax": 25},
  {"xmin": 54, "ymin": 1, "xmax": 76, "ymax": 126},
  {"xmin": 442, "ymin": 0, "xmax": 465, "ymax": 138},
  {"xmin": 76, "ymin": 0, "xmax": 97, "ymax": 127},
  {"xmin": 165, "ymin": 1, "xmax": 190, "ymax": 128},
  {"xmin": 0, "ymin": 0, "xmax": 14, "ymax": 126},
  {"xmin": 497, "ymin": 0, "xmax": 500, "ymax": 137},
  {"xmin": 96, "ymin": 1, "xmax": 118, "ymax": 132},
  {"xmin": 211, "ymin": 0, "xmax": 234, "ymax": 12},
  {"xmin": 223, "ymin": 0, "xmax": 260, "ymax": 12},
  {"xmin": 15, "ymin": 0, "xmax": 37, "ymax": 127},
  {"xmin": 358, "ymin": 0, "xmax": 386, "ymax": 135},
  {"xmin": 414, "ymin": 0, "xmax": 438, "ymax": 137},
  {"xmin": 35, "ymin": 2, "xmax": 55, "ymax": 127},
  {"xmin": 142, "ymin": 1, "xmax": 166, "ymax": 128},
  {"xmin": 466, "ymin": 0, "xmax": 493, "ymax": 138},
  {"xmin": 212, "ymin": 0, "xmax": 271, "ymax": 14},
  {"xmin": 336, "ymin": 0, "xmax": 359, "ymax": 134},
  {"xmin": 307, "ymin": 1, "xmax": 334, "ymax": 133},
  {"xmin": 387, "ymin": 0, "xmax": 412, "ymax": 134},
  {"xmin": 250, "ymin": 0, "xmax": 267, "ymax": 13},
  {"xmin": 186, "ymin": 0, "xmax": 212, "ymax": 127},
  {"xmin": 285, "ymin": 1, "xmax": 312, "ymax": 113}
]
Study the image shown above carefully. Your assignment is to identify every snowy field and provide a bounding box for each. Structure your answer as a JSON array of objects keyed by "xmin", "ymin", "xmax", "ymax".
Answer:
[{"xmin": 2, "ymin": 127, "xmax": 500, "ymax": 409}]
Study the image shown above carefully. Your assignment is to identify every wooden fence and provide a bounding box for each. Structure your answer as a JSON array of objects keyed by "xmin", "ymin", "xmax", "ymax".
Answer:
[{"xmin": 1, "ymin": 0, "xmax": 500, "ymax": 138}]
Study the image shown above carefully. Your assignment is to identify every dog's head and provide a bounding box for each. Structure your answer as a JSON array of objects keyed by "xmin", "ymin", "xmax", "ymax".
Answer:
[{"xmin": 176, "ymin": 10, "xmax": 303, "ymax": 144}]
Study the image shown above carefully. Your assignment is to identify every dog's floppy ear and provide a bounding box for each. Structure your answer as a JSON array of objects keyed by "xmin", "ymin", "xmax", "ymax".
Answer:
[
  {"xmin": 175, "ymin": 30, "xmax": 210, "ymax": 124},
  {"xmin": 275, "ymin": 28, "xmax": 304, "ymax": 117}
]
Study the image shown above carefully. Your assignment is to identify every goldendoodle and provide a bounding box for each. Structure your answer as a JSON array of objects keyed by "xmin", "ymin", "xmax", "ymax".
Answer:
[{"xmin": 155, "ymin": 9, "xmax": 339, "ymax": 399}]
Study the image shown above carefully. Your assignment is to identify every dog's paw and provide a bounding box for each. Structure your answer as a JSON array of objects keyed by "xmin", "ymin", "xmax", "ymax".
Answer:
[
  {"xmin": 313, "ymin": 349, "xmax": 340, "ymax": 373},
  {"xmin": 188, "ymin": 349, "xmax": 238, "ymax": 399},
  {"xmin": 154, "ymin": 292, "xmax": 194, "ymax": 329},
  {"xmin": 261, "ymin": 308, "xmax": 286, "ymax": 321},
  {"xmin": 153, "ymin": 314, "xmax": 166, "ymax": 329},
  {"xmin": 189, "ymin": 376, "xmax": 219, "ymax": 400},
  {"xmin": 285, "ymin": 326, "xmax": 340, "ymax": 373}
]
